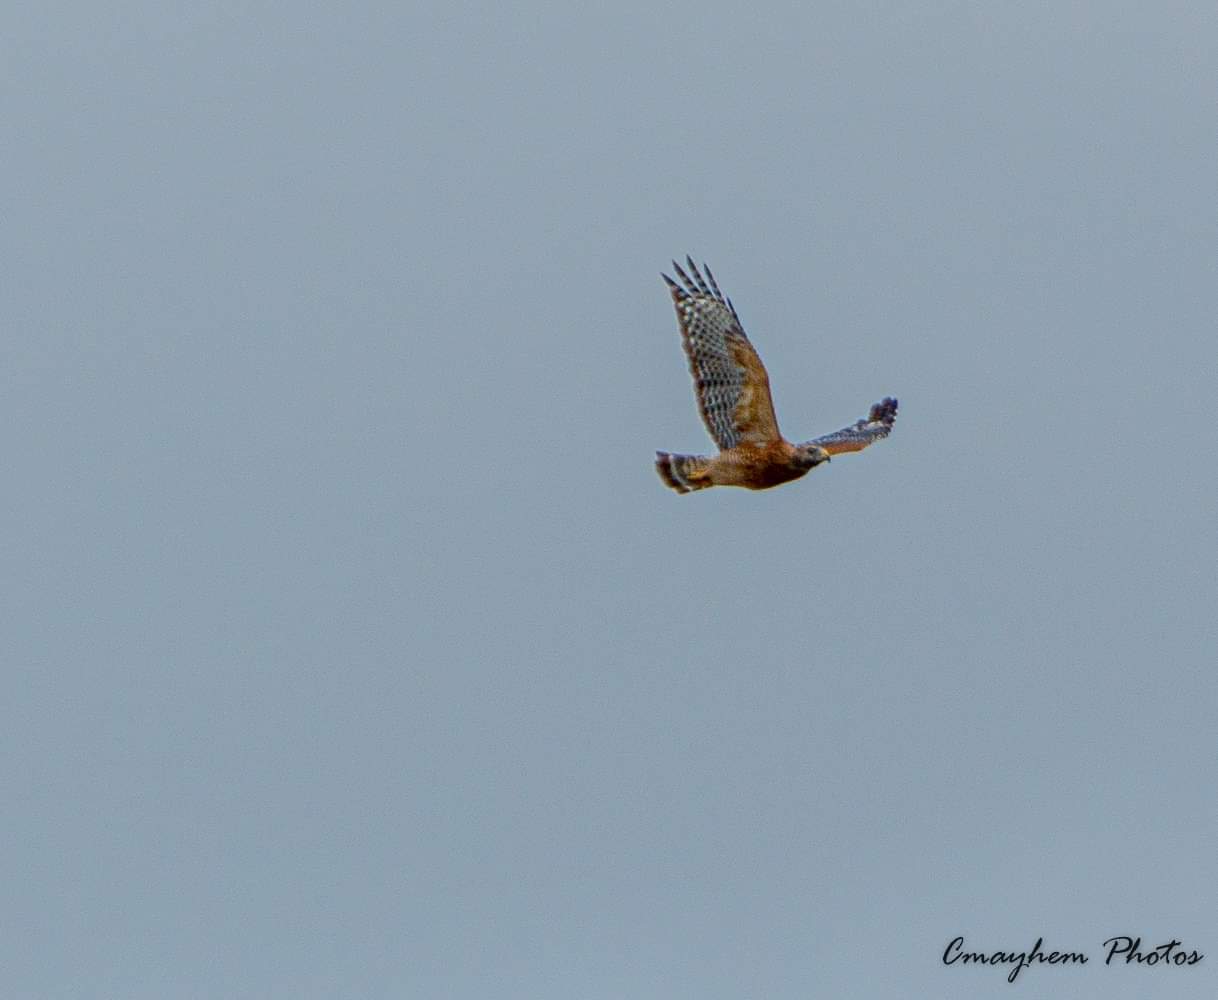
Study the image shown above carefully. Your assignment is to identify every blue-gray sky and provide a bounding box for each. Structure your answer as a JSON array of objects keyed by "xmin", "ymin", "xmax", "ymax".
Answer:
[{"xmin": 5, "ymin": 2, "xmax": 1216, "ymax": 998}]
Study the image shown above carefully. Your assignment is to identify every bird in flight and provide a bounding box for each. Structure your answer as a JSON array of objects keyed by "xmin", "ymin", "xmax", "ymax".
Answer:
[{"xmin": 656, "ymin": 257, "xmax": 897, "ymax": 494}]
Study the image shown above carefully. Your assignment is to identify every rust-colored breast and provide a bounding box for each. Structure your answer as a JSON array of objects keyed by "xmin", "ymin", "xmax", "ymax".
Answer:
[{"xmin": 709, "ymin": 441, "xmax": 808, "ymax": 490}]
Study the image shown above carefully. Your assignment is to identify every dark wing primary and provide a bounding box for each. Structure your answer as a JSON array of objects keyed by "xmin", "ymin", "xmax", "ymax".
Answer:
[
  {"xmin": 662, "ymin": 257, "xmax": 781, "ymax": 450},
  {"xmin": 802, "ymin": 397, "xmax": 898, "ymax": 455}
]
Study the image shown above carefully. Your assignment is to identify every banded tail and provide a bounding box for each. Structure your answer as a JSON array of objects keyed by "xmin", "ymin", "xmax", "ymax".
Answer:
[{"xmin": 655, "ymin": 451, "xmax": 713, "ymax": 494}]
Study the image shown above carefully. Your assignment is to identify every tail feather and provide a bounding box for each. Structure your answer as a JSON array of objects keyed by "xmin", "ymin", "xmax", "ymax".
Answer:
[{"xmin": 655, "ymin": 451, "xmax": 713, "ymax": 494}]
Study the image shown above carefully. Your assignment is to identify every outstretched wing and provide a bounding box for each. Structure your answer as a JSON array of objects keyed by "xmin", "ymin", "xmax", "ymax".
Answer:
[
  {"xmin": 803, "ymin": 397, "xmax": 898, "ymax": 455},
  {"xmin": 663, "ymin": 257, "xmax": 781, "ymax": 450}
]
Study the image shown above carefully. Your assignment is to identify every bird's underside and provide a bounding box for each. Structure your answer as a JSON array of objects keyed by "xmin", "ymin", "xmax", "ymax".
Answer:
[{"xmin": 655, "ymin": 257, "xmax": 897, "ymax": 494}]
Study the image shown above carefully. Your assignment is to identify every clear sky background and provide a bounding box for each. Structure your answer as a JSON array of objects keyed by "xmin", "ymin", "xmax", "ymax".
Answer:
[{"xmin": 5, "ymin": 3, "xmax": 1216, "ymax": 998}]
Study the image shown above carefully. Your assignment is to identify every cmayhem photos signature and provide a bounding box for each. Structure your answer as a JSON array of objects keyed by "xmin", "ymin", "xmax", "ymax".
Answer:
[{"xmin": 942, "ymin": 935, "xmax": 1204, "ymax": 984}]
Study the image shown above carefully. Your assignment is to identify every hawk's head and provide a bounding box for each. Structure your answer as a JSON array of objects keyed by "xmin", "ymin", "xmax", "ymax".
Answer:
[{"xmin": 792, "ymin": 444, "xmax": 831, "ymax": 471}]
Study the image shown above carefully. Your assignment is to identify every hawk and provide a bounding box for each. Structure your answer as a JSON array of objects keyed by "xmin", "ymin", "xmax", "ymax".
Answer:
[{"xmin": 655, "ymin": 257, "xmax": 898, "ymax": 493}]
